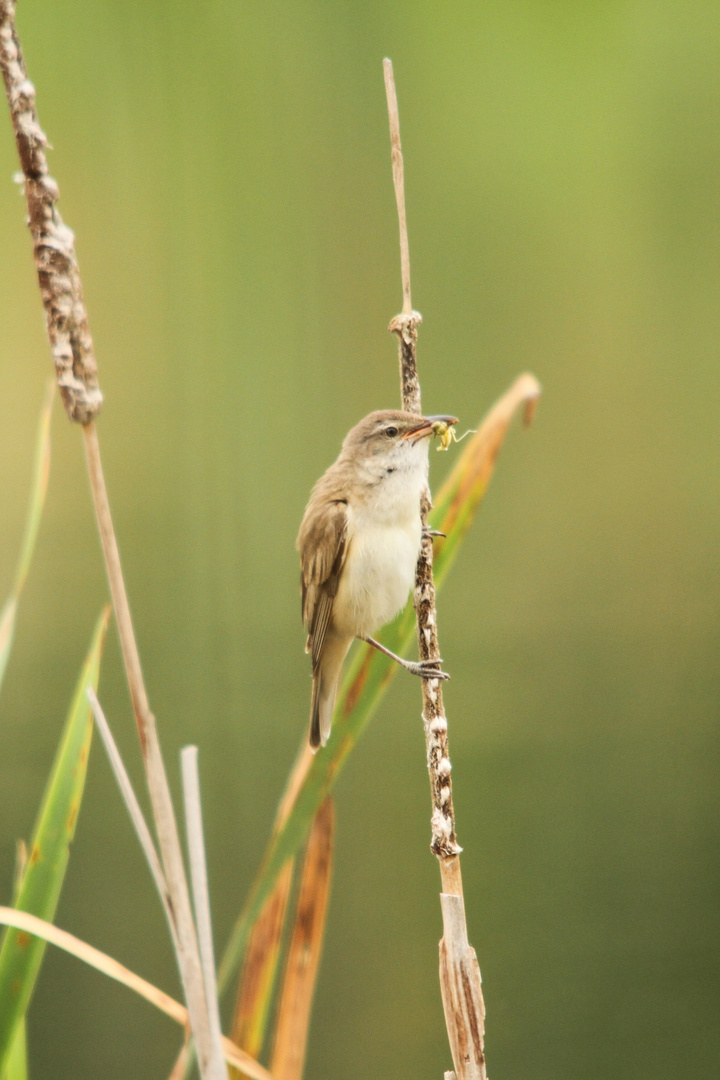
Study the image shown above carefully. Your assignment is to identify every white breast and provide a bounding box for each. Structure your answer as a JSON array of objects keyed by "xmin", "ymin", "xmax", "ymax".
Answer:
[{"xmin": 334, "ymin": 469, "xmax": 425, "ymax": 639}]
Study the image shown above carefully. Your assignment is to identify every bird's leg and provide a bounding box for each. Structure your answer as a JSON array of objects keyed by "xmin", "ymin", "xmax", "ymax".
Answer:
[{"xmin": 361, "ymin": 637, "xmax": 450, "ymax": 680}]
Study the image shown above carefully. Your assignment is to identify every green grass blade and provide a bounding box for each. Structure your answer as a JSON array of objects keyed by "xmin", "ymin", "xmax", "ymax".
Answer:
[
  {"xmin": 0, "ymin": 382, "xmax": 54, "ymax": 697},
  {"xmin": 0, "ymin": 852, "xmax": 30, "ymax": 1080},
  {"xmin": 0, "ymin": 606, "xmax": 111, "ymax": 1075},
  {"xmin": 218, "ymin": 374, "xmax": 540, "ymax": 992},
  {"xmin": 2, "ymin": 1024, "xmax": 27, "ymax": 1080}
]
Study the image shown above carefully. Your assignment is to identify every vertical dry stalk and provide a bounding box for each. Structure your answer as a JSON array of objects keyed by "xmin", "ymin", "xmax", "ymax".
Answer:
[
  {"xmin": 181, "ymin": 747, "xmax": 227, "ymax": 1075},
  {"xmin": 384, "ymin": 60, "xmax": 412, "ymax": 319},
  {"xmin": 0, "ymin": 5, "xmax": 223, "ymax": 1076},
  {"xmin": 383, "ymin": 59, "xmax": 487, "ymax": 1079}
]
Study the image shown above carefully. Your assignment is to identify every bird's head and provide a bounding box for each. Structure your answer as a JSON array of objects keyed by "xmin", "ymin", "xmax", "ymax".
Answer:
[{"xmin": 342, "ymin": 410, "xmax": 459, "ymax": 469}]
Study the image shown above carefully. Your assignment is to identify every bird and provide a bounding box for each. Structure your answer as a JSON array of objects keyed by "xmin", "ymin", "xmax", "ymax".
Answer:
[{"xmin": 296, "ymin": 409, "xmax": 457, "ymax": 749}]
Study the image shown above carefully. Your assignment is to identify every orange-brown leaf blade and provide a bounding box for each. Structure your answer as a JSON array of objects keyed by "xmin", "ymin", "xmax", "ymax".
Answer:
[
  {"xmin": 270, "ymin": 797, "xmax": 335, "ymax": 1080},
  {"xmin": 230, "ymin": 861, "xmax": 295, "ymax": 1077},
  {"xmin": 431, "ymin": 373, "xmax": 541, "ymax": 587}
]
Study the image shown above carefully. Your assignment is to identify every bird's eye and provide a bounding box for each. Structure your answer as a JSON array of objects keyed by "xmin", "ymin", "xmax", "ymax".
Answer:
[{"xmin": 384, "ymin": 426, "xmax": 399, "ymax": 438}]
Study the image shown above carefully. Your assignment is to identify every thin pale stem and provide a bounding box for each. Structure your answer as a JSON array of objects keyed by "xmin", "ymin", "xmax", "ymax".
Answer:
[
  {"xmin": 87, "ymin": 687, "xmax": 177, "ymax": 951},
  {"xmin": 82, "ymin": 423, "xmax": 150, "ymax": 733},
  {"xmin": 383, "ymin": 58, "xmax": 412, "ymax": 315},
  {"xmin": 384, "ymin": 59, "xmax": 422, "ymax": 414},
  {"xmin": 383, "ymin": 60, "xmax": 487, "ymax": 1079},
  {"xmin": 181, "ymin": 747, "xmax": 226, "ymax": 1077}
]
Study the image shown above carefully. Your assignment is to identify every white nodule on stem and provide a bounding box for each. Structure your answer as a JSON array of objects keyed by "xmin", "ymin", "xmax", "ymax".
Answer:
[{"xmin": 432, "ymin": 809, "xmax": 453, "ymax": 841}]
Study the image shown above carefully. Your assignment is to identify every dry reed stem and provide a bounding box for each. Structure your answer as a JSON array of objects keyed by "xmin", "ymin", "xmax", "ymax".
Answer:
[
  {"xmin": 384, "ymin": 56, "xmax": 421, "ymax": 416},
  {"xmin": 383, "ymin": 59, "xmax": 487, "ymax": 1079},
  {"xmin": 439, "ymin": 894, "xmax": 486, "ymax": 1079},
  {"xmin": 182, "ymin": 747, "xmax": 227, "ymax": 1075},
  {"xmin": 270, "ymin": 797, "xmax": 335, "ymax": 1080},
  {"xmin": 83, "ymin": 422, "xmax": 221, "ymax": 1077},
  {"xmin": 87, "ymin": 688, "xmax": 177, "ymax": 951},
  {"xmin": 0, "ymin": 5, "xmax": 221, "ymax": 1075},
  {"xmin": 383, "ymin": 58, "xmax": 412, "ymax": 317}
]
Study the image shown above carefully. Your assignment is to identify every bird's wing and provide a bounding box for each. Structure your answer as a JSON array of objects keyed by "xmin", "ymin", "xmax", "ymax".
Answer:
[{"xmin": 298, "ymin": 497, "xmax": 349, "ymax": 671}]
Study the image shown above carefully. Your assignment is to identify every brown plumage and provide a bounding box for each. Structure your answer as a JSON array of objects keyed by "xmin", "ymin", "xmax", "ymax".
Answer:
[{"xmin": 297, "ymin": 409, "xmax": 456, "ymax": 748}]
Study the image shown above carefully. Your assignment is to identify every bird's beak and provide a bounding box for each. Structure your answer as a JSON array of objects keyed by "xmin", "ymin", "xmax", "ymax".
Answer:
[{"xmin": 402, "ymin": 414, "xmax": 459, "ymax": 443}]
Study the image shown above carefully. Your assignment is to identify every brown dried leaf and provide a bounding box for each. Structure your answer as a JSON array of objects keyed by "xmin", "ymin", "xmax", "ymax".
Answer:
[
  {"xmin": 230, "ymin": 861, "xmax": 294, "ymax": 1077},
  {"xmin": 270, "ymin": 798, "xmax": 335, "ymax": 1080}
]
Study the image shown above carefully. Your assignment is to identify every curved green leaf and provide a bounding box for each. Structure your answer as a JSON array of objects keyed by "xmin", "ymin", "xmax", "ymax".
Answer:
[{"xmin": 0, "ymin": 607, "xmax": 111, "ymax": 1075}]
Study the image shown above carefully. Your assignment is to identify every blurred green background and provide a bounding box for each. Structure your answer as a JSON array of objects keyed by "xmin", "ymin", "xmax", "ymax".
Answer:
[{"xmin": 1, "ymin": 1, "xmax": 719, "ymax": 1077}]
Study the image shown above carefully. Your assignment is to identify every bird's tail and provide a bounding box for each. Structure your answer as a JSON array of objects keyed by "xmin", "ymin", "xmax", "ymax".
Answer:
[
  {"xmin": 309, "ymin": 634, "xmax": 352, "ymax": 750},
  {"xmin": 309, "ymin": 673, "xmax": 337, "ymax": 750}
]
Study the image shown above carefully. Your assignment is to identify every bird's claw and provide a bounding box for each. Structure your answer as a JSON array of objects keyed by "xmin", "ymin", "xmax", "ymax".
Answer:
[
  {"xmin": 407, "ymin": 658, "xmax": 451, "ymax": 681},
  {"xmin": 423, "ymin": 528, "xmax": 446, "ymax": 539}
]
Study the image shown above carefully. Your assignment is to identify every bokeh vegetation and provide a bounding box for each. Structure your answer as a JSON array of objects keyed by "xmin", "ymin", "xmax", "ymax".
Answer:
[{"xmin": 0, "ymin": 2, "xmax": 718, "ymax": 1078}]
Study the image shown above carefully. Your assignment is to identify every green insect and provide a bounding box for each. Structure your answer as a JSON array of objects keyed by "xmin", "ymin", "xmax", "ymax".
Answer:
[{"xmin": 430, "ymin": 418, "xmax": 474, "ymax": 451}]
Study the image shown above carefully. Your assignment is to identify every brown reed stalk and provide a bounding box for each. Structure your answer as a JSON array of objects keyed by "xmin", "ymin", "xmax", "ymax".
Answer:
[
  {"xmin": 0, "ymin": 4, "xmax": 224, "ymax": 1075},
  {"xmin": 383, "ymin": 58, "xmax": 487, "ymax": 1079}
]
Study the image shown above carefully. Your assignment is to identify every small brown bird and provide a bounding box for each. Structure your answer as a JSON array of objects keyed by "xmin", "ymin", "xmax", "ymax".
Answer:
[{"xmin": 297, "ymin": 409, "xmax": 457, "ymax": 749}]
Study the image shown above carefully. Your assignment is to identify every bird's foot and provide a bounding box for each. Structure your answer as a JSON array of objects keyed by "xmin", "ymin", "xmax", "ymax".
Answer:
[
  {"xmin": 362, "ymin": 637, "xmax": 450, "ymax": 680},
  {"xmin": 423, "ymin": 528, "xmax": 446, "ymax": 539},
  {"xmin": 403, "ymin": 657, "xmax": 451, "ymax": 680}
]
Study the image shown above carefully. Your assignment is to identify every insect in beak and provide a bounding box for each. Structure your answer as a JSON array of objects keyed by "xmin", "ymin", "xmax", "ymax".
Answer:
[
  {"xmin": 402, "ymin": 414, "xmax": 459, "ymax": 445},
  {"xmin": 427, "ymin": 415, "xmax": 460, "ymax": 450}
]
